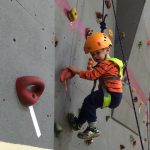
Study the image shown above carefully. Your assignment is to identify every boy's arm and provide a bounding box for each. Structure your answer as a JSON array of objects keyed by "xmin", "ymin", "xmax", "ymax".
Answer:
[
  {"xmin": 68, "ymin": 65, "xmax": 106, "ymax": 80},
  {"xmin": 79, "ymin": 67, "xmax": 103, "ymax": 80}
]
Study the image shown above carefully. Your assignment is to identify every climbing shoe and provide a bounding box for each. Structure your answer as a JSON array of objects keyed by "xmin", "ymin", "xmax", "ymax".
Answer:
[
  {"xmin": 77, "ymin": 126, "xmax": 100, "ymax": 139},
  {"xmin": 68, "ymin": 113, "xmax": 81, "ymax": 131}
]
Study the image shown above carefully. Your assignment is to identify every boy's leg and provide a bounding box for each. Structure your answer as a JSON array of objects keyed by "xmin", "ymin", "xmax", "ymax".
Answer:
[
  {"xmin": 77, "ymin": 88, "xmax": 104, "ymax": 138},
  {"xmin": 77, "ymin": 88, "xmax": 104, "ymax": 125},
  {"xmin": 69, "ymin": 88, "xmax": 104, "ymax": 139},
  {"xmin": 68, "ymin": 88, "xmax": 104, "ymax": 131},
  {"xmin": 108, "ymin": 92, "xmax": 122, "ymax": 109}
]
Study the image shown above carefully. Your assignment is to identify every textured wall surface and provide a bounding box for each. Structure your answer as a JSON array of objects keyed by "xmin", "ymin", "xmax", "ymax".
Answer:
[
  {"xmin": 0, "ymin": 0, "xmax": 149, "ymax": 150},
  {"xmin": 113, "ymin": 0, "xmax": 150, "ymax": 142},
  {"xmin": 0, "ymin": 0, "xmax": 54, "ymax": 149},
  {"xmin": 114, "ymin": 0, "xmax": 145, "ymax": 60},
  {"xmin": 55, "ymin": 0, "xmax": 149, "ymax": 150}
]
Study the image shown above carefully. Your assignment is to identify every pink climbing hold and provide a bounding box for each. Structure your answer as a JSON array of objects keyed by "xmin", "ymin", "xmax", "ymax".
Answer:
[
  {"xmin": 147, "ymin": 39, "xmax": 150, "ymax": 46},
  {"xmin": 70, "ymin": 22, "xmax": 74, "ymax": 32}
]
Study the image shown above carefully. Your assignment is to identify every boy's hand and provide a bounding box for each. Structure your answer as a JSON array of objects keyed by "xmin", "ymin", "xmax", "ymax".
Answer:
[{"xmin": 68, "ymin": 66, "xmax": 81, "ymax": 74}]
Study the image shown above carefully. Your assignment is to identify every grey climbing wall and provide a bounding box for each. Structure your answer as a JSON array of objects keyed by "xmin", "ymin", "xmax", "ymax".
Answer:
[
  {"xmin": 112, "ymin": 0, "xmax": 149, "ymax": 138},
  {"xmin": 114, "ymin": 0, "xmax": 145, "ymax": 60},
  {"xmin": 0, "ymin": 0, "xmax": 149, "ymax": 150},
  {"xmin": 55, "ymin": 0, "xmax": 149, "ymax": 149},
  {"xmin": 0, "ymin": 0, "xmax": 54, "ymax": 149}
]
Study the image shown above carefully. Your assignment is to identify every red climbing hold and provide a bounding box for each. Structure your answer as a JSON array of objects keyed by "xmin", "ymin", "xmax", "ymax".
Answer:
[
  {"xmin": 60, "ymin": 68, "xmax": 75, "ymax": 82},
  {"xmin": 16, "ymin": 76, "xmax": 45, "ymax": 107},
  {"xmin": 133, "ymin": 96, "xmax": 138, "ymax": 102},
  {"xmin": 60, "ymin": 68, "xmax": 75, "ymax": 91}
]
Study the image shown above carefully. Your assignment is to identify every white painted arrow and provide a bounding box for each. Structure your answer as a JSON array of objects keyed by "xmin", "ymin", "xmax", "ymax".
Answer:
[{"xmin": 29, "ymin": 106, "xmax": 41, "ymax": 138}]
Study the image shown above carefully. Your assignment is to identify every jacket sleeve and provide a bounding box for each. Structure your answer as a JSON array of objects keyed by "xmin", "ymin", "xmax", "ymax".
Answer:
[{"xmin": 79, "ymin": 63, "xmax": 107, "ymax": 80}]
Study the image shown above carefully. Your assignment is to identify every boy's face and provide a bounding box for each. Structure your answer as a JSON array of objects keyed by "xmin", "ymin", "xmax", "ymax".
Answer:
[{"xmin": 90, "ymin": 48, "xmax": 109, "ymax": 63}]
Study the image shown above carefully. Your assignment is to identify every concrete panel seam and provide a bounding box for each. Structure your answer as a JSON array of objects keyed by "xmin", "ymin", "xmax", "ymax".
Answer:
[{"xmin": 15, "ymin": 0, "xmax": 45, "ymax": 28}]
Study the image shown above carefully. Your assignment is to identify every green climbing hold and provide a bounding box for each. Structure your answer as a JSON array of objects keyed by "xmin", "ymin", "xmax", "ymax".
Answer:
[
  {"xmin": 138, "ymin": 41, "xmax": 143, "ymax": 48},
  {"xmin": 54, "ymin": 122, "xmax": 63, "ymax": 137}
]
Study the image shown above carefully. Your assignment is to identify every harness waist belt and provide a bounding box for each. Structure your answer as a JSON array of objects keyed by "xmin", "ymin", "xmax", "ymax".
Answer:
[{"xmin": 102, "ymin": 76, "xmax": 120, "ymax": 81}]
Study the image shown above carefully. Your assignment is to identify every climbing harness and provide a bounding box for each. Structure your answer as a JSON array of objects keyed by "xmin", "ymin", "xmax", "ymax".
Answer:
[
  {"xmin": 102, "ymin": 57, "xmax": 124, "ymax": 108},
  {"xmin": 91, "ymin": 57, "xmax": 124, "ymax": 108},
  {"xmin": 102, "ymin": 87, "xmax": 111, "ymax": 108},
  {"xmin": 106, "ymin": 57, "xmax": 124, "ymax": 80},
  {"xmin": 91, "ymin": 82, "xmax": 112, "ymax": 109}
]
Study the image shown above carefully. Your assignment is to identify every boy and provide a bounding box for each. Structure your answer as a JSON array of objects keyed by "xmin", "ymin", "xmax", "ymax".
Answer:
[{"xmin": 68, "ymin": 32, "xmax": 123, "ymax": 139}]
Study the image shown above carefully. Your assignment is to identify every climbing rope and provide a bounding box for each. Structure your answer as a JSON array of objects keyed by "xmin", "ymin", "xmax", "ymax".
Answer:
[
  {"xmin": 111, "ymin": 0, "xmax": 144, "ymax": 149},
  {"xmin": 147, "ymin": 99, "xmax": 150, "ymax": 150},
  {"xmin": 91, "ymin": 0, "xmax": 108, "ymax": 92},
  {"xmin": 100, "ymin": 0, "xmax": 107, "ymax": 32},
  {"xmin": 102, "ymin": 0, "xmax": 105, "ymax": 18}
]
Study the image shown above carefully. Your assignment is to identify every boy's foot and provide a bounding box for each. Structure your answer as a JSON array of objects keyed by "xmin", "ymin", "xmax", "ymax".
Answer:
[
  {"xmin": 68, "ymin": 113, "xmax": 81, "ymax": 131},
  {"xmin": 77, "ymin": 126, "xmax": 100, "ymax": 139}
]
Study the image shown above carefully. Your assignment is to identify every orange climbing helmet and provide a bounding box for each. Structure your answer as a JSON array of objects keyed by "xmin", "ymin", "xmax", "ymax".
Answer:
[{"xmin": 84, "ymin": 32, "xmax": 112, "ymax": 54}]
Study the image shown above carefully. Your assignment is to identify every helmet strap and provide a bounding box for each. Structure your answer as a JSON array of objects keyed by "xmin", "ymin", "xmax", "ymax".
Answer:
[{"xmin": 105, "ymin": 54, "xmax": 110, "ymax": 59}]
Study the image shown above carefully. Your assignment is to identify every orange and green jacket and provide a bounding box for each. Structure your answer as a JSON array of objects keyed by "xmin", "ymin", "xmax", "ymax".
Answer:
[{"xmin": 79, "ymin": 58, "xmax": 123, "ymax": 93}]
